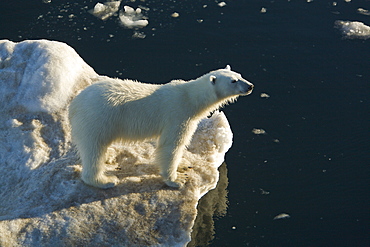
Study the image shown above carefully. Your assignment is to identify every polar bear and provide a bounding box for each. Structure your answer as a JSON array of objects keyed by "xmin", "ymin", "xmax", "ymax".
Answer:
[{"xmin": 69, "ymin": 65, "xmax": 254, "ymax": 189}]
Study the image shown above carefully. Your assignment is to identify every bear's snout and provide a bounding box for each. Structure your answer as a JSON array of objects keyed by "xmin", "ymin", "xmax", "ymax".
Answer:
[{"xmin": 239, "ymin": 81, "xmax": 254, "ymax": 95}]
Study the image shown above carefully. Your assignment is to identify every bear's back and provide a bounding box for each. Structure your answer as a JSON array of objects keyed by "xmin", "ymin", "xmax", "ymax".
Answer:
[{"xmin": 95, "ymin": 78, "xmax": 160, "ymax": 106}]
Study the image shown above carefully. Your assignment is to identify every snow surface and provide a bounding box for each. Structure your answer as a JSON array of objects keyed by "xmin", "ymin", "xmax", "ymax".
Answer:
[{"xmin": 0, "ymin": 40, "xmax": 233, "ymax": 246}]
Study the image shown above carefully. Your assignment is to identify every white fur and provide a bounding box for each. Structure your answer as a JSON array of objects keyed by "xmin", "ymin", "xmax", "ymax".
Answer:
[{"xmin": 69, "ymin": 66, "xmax": 253, "ymax": 189}]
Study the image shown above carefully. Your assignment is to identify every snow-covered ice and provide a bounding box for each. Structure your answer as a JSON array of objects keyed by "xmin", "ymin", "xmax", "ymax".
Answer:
[
  {"xmin": 334, "ymin": 20, "xmax": 370, "ymax": 40},
  {"xmin": 0, "ymin": 39, "xmax": 96, "ymax": 113},
  {"xmin": 0, "ymin": 40, "xmax": 233, "ymax": 246}
]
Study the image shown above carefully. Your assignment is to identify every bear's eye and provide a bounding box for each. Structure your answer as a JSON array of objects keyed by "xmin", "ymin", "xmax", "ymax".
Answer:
[{"xmin": 231, "ymin": 79, "xmax": 237, "ymax": 83}]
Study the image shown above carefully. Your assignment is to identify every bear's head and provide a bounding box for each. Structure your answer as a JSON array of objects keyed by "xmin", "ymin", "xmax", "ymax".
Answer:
[{"xmin": 209, "ymin": 65, "xmax": 254, "ymax": 99}]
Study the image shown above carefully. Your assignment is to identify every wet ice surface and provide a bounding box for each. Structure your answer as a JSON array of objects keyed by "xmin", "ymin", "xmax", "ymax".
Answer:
[
  {"xmin": 334, "ymin": 20, "xmax": 370, "ymax": 39},
  {"xmin": 0, "ymin": 39, "xmax": 233, "ymax": 246}
]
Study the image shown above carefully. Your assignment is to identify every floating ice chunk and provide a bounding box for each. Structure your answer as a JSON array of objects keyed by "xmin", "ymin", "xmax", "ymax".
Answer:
[
  {"xmin": 124, "ymin": 5, "xmax": 136, "ymax": 14},
  {"xmin": 260, "ymin": 188, "xmax": 270, "ymax": 195},
  {"xmin": 273, "ymin": 213, "xmax": 290, "ymax": 220},
  {"xmin": 357, "ymin": 8, "xmax": 370, "ymax": 16},
  {"xmin": 218, "ymin": 2, "xmax": 227, "ymax": 7},
  {"xmin": 89, "ymin": 1, "xmax": 122, "ymax": 21},
  {"xmin": 252, "ymin": 128, "xmax": 267, "ymax": 135},
  {"xmin": 171, "ymin": 12, "xmax": 180, "ymax": 18},
  {"xmin": 132, "ymin": 31, "xmax": 146, "ymax": 39},
  {"xmin": 94, "ymin": 3, "xmax": 105, "ymax": 12},
  {"xmin": 260, "ymin": 92, "xmax": 270, "ymax": 98},
  {"xmin": 334, "ymin": 20, "xmax": 370, "ymax": 39},
  {"xmin": 119, "ymin": 6, "xmax": 149, "ymax": 29},
  {"xmin": 260, "ymin": 7, "xmax": 267, "ymax": 13}
]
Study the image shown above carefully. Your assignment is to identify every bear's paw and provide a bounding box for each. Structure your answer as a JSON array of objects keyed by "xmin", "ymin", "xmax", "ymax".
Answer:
[
  {"xmin": 164, "ymin": 179, "xmax": 183, "ymax": 188},
  {"xmin": 163, "ymin": 172, "xmax": 190, "ymax": 188},
  {"xmin": 82, "ymin": 174, "xmax": 119, "ymax": 189}
]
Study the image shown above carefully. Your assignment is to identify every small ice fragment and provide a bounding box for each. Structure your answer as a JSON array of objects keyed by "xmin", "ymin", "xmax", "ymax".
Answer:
[
  {"xmin": 260, "ymin": 92, "xmax": 270, "ymax": 98},
  {"xmin": 357, "ymin": 8, "xmax": 370, "ymax": 16},
  {"xmin": 252, "ymin": 128, "xmax": 266, "ymax": 135},
  {"xmin": 260, "ymin": 188, "xmax": 270, "ymax": 195},
  {"xmin": 119, "ymin": 6, "xmax": 149, "ymax": 29},
  {"xmin": 171, "ymin": 12, "xmax": 180, "ymax": 18},
  {"xmin": 120, "ymin": 17, "xmax": 148, "ymax": 29},
  {"xmin": 89, "ymin": 1, "xmax": 122, "ymax": 21},
  {"xmin": 94, "ymin": 2, "xmax": 105, "ymax": 13},
  {"xmin": 197, "ymin": 19, "xmax": 204, "ymax": 23},
  {"xmin": 124, "ymin": 6, "xmax": 135, "ymax": 14},
  {"xmin": 260, "ymin": 7, "xmax": 267, "ymax": 13},
  {"xmin": 334, "ymin": 20, "xmax": 370, "ymax": 39},
  {"xmin": 273, "ymin": 213, "xmax": 290, "ymax": 220},
  {"xmin": 231, "ymin": 226, "xmax": 236, "ymax": 229},
  {"xmin": 132, "ymin": 31, "xmax": 146, "ymax": 39},
  {"xmin": 218, "ymin": 2, "xmax": 226, "ymax": 7}
]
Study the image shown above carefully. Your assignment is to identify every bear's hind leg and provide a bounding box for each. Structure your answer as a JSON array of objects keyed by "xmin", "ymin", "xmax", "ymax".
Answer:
[{"xmin": 79, "ymin": 142, "xmax": 119, "ymax": 189}]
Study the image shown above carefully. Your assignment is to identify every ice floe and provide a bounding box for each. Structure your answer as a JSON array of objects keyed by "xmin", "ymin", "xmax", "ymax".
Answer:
[{"xmin": 0, "ymin": 39, "xmax": 233, "ymax": 246}]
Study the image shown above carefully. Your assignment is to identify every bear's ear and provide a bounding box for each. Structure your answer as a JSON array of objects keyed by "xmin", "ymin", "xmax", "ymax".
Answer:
[
  {"xmin": 225, "ymin": 65, "xmax": 231, "ymax": 71},
  {"xmin": 210, "ymin": 75, "xmax": 216, "ymax": 85}
]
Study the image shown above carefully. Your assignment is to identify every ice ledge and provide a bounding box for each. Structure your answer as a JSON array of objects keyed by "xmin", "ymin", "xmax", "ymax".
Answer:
[{"xmin": 0, "ymin": 40, "xmax": 232, "ymax": 246}]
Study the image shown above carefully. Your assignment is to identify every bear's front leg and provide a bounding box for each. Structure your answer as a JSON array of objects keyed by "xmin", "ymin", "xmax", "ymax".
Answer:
[{"xmin": 155, "ymin": 137, "xmax": 185, "ymax": 188}]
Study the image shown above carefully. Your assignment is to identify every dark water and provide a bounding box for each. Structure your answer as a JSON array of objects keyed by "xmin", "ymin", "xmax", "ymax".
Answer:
[{"xmin": 1, "ymin": 0, "xmax": 369, "ymax": 246}]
